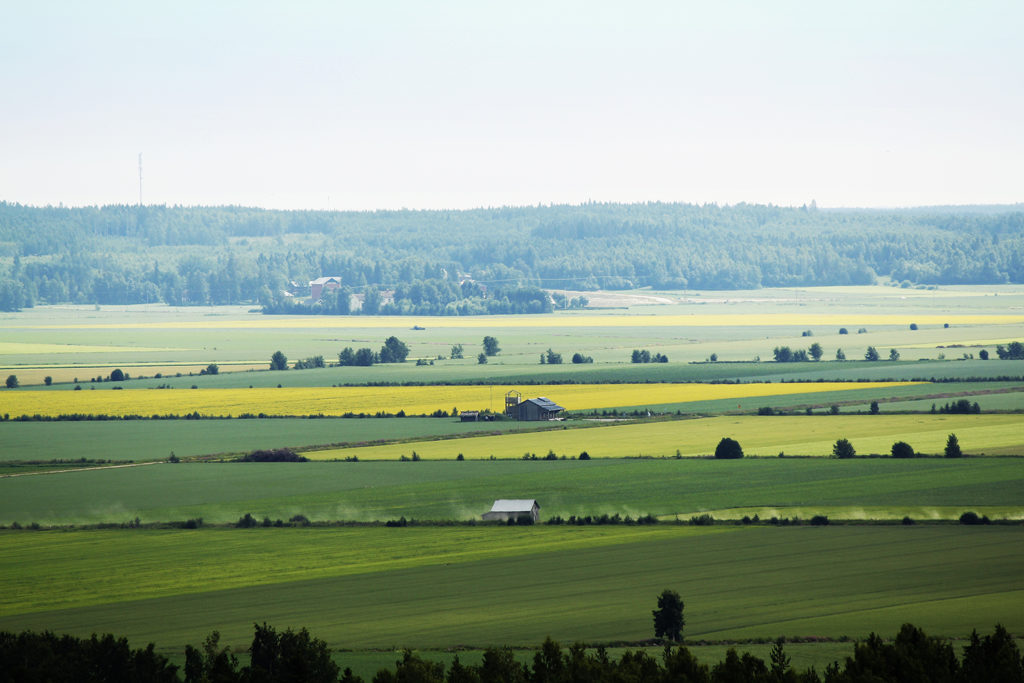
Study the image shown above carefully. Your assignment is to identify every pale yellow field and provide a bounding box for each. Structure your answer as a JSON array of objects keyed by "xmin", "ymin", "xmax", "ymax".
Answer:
[
  {"xmin": 0, "ymin": 382, "xmax": 916, "ymax": 418},
  {"xmin": 305, "ymin": 414, "xmax": 1024, "ymax": 460},
  {"xmin": 6, "ymin": 313, "xmax": 1023, "ymax": 330},
  {"xmin": 0, "ymin": 363, "xmax": 264, "ymax": 387},
  {"xmin": 891, "ymin": 338, "xmax": 1022, "ymax": 349},
  {"xmin": 0, "ymin": 342, "xmax": 186, "ymax": 354}
]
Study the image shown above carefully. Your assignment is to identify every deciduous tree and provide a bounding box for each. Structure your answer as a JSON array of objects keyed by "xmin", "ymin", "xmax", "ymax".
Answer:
[{"xmin": 652, "ymin": 589, "xmax": 685, "ymax": 642}]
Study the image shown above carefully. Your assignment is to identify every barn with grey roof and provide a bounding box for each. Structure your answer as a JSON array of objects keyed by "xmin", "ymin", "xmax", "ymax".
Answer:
[{"xmin": 482, "ymin": 499, "xmax": 540, "ymax": 523}]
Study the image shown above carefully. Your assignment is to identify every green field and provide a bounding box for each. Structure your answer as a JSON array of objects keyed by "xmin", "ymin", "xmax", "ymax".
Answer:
[
  {"xmin": 2, "ymin": 458, "xmax": 1021, "ymax": 525},
  {"xmin": 1, "ymin": 525, "xmax": 1020, "ymax": 656},
  {"xmin": 0, "ymin": 417, "xmax": 558, "ymax": 463}
]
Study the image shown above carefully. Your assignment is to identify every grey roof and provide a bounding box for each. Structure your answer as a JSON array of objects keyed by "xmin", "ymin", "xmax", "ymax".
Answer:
[
  {"xmin": 522, "ymin": 397, "xmax": 564, "ymax": 411},
  {"xmin": 489, "ymin": 499, "xmax": 539, "ymax": 513},
  {"xmin": 309, "ymin": 276, "xmax": 342, "ymax": 286}
]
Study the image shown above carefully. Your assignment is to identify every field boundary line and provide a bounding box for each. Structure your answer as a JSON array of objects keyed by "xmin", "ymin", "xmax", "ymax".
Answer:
[{"xmin": 0, "ymin": 461, "xmax": 162, "ymax": 479}]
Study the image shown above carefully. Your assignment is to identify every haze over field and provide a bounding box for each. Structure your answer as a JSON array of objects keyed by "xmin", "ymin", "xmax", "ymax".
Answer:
[{"xmin": 2, "ymin": 1, "xmax": 1022, "ymax": 211}]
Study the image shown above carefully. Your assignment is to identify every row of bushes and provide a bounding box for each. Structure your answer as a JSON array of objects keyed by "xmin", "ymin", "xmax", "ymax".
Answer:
[{"xmin": 3, "ymin": 510, "xmax": 1009, "ymax": 532}]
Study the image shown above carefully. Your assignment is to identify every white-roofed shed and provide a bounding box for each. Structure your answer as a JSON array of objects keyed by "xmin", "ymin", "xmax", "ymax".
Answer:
[{"xmin": 482, "ymin": 499, "xmax": 540, "ymax": 523}]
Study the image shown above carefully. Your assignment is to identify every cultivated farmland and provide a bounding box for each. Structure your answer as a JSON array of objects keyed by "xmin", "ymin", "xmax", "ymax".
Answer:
[
  {"xmin": 2, "ymin": 287, "xmax": 1023, "ymax": 667},
  {"xmin": 0, "ymin": 526, "xmax": 1020, "ymax": 654},
  {"xmin": 304, "ymin": 413, "xmax": 1024, "ymax": 460},
  {"xmin": 3, "ymin": 458, "xmax": 1021, "ymax": 525},
  {"xmin": 0, "ymin": 381, "xmax": 919, "ymax": 418}
]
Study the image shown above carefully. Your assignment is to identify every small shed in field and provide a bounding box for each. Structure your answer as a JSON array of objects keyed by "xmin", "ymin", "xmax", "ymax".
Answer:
[{"xmin": 482, "ymin": 499, "xmax": 540, "ymax": 523}]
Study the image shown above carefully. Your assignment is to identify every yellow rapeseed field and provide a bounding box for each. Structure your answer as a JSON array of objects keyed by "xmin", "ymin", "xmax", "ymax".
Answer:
[
  {"xmin": 306, "ymin": 414, "xmax": 1024, "ymax": 460},
  {"xmin": 0, "ymin": 382, "xmax": 917, "ymax": 418},
  {"xmin": 6, "ymin": 313, "xmax": 1023, "ymax": 330}
]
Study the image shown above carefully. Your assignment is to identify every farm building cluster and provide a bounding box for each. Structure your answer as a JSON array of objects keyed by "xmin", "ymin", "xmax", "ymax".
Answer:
[{"xmin": 459, "ymin": 391, "xmax": 564, "ymax": 422}]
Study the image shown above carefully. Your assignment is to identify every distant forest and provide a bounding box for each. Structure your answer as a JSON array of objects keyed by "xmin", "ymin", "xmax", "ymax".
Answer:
[{"xmin": 0, "ymin": 201, "xmax": 1021, "ymax": 313}]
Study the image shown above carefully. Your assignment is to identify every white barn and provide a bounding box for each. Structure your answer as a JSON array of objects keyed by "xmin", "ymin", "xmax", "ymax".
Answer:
[{"xmin": 482, "ymin": 499, "xmax": 540, "ymax": 523}]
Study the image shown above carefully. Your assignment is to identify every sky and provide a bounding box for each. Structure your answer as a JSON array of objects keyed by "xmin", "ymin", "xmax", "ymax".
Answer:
[{"xmin": 2, "ymin": 1, "xmax": 1022, "ymax": 211}]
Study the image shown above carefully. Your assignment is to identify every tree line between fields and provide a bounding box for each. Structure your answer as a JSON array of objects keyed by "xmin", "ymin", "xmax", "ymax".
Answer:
[
  {"xmin": 1, "ymin": 621, "xmax": 1021, "ymax": 683},
  {"xmin": 712, "ymin": 433, "xmax": 970, "ymax": 460},
  {"xmin": 768, "ymin": 337, "xmax": 1024, "ymax": 364},
  {"xmin": 2, "ymin": 201, "xmax": 1023, "ymax": 312}
]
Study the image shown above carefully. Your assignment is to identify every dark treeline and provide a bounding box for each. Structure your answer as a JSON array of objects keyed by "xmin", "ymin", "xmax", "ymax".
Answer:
[
  {"xmin": 1, "ymin": 623, "xmax": 1022, "ymax": 683},
  {"xmin": 1, "ymin": 201, "xmax": 1022, "ymax": 311}
]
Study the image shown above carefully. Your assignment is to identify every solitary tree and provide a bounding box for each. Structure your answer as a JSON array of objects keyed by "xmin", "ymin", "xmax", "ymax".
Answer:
[
  {"xmin": 870, "ymin": 400, "xmax": 879, "ymax": 415},
  {"xmin": 891, "ymin": 441, "xmax": 915, "ymax": 458},
  {"xmin": 808, "ymin": 343, "xmax": 823, "ymax": 361},
  {"xmin": 835, "ymin": 348, "xmax": 846, "ymax": 361},
  {"xmin": 833, "ymin": 438, "xmax": 856, "ymax": 458},
  {"xmin": 889, "ymin": 348, "xmax": 900, "ymax": 361},
  {"xmin": 5, "ymin": 374, "xmax": 17, "ymax": 389},
  {"xmin": 450, "ymin": 344, "xmax": 464, "ymax": 359},
  {"xmin": 44, "ymin": 375, "xmax": 52, "ymax": 386},
  {"xmin": 109, "ymin": 368, "xmax": 125, "ymax": 381},
  {"xmin": 865, "ymin": 346, "xmax": 880, "ymax": 361},
  {"xmin": 714, "ymin": 437, "xmax": 744, "ymax": 459},
  {"xmin": 477, "ymin": 352, "xmax": 488, "ymax": 364},
  {"xmin": 945, "ymin": 433, "xmax": 963, "ymax": 458},
  {"xmin": 979, "ymin": 349, "xmax": 989, "ymax": 360},
  {"xmin": 270, "ymin": 351, "xmax": 289, "ymax": 370},
  {"xmin": 652, "ymin": 589, "xmax": 685, "ymax": 642},
  {"xmin": 482, "ymin": 336, "xmax": 500, "ymax": 356}
]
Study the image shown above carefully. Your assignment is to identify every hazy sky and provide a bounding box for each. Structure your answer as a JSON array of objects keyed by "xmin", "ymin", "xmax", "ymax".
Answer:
[{"xmin": 2, "ymin": 1, "xmax": 1022, "ymax": 211}]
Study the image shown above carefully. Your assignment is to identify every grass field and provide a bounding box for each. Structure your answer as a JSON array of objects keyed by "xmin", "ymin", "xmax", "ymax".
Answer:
[
  {"xmin": 0, "ymin": 418, "xmax": 559, "ymax": 463},
  {"xmin": 304, "ymin": 414, "xmax": 1024, "ymax": 460},
  {"xmin": 0, "ymin": 525, "xmax": 1020, "ymax": 654},
  {"xmin": 0, "ymin": 382, "xmax": 918, "ymax": 418},
  {"xmin": 3, "ymin": 457, "xmax": 1021, "ymax": 525}
]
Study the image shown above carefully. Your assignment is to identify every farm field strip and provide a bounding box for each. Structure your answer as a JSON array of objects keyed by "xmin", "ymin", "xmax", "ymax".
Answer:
[
  {"xmin": 0, "ymin": 382, "xmax": 913, "ymax": 419},
  {"xmin": 686, "ymin": 505, "xmax": 1024, "ymax": 521},
  {"xmin": 3, "ymin": 458, "xmax": 1020, "ymax": 525},
  {"xmin": 0, "ymin": 417, "xmax": 559, "ymax": 463},
  {"xmin": 0, "ymin": 526, "xmax": 1020, "ymax": 652},
  {"xmin": 0, "ymin": 525, "xmax": 720, "ymax": 615},
  {"xmin": 305, "ymin": 413, "xmax": 1024, "ymax": 460},
  {"xmin": 0, "ymin": 381, "xmax": 918, "ymax": 418},
  {"xmin": 0, "ymin": 342, "xmax": 191, "ymax": 354},
  {"xmin": 7, "ymin": 312, "xmax": 1024, "ymax": 330},
  {"xmin": 0, "ymin": 363, "xmax": 266, "ymax": 387}
]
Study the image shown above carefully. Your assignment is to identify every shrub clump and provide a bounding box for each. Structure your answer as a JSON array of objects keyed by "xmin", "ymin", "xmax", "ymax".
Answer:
[
  {"xmin": 237, "ymin": 448, "xmax": 308, "ymax": 462},
  {"xmin": 714, "ymin": 437, "xmax": 743, "ymax": 459}
]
